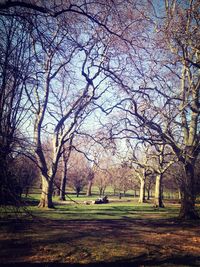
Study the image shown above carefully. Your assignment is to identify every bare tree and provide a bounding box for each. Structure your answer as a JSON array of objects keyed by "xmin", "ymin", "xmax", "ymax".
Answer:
[
  {"xmin": 94, "ymin": 168, "xmax": 110, "ymax": 197},
  {"xmin": 145, "ymin": 174, "xmax": 154, "ymax": 200},
  {"xmin": 86, "ymin": 167, "xmax": 95, "ymax": 197},
  {"xmin": 0, "ymin": 15, "xmax": 33, "ymax": 204},
  {"xmin": 151, "ymin": 145, "xmax": 176, "ymax": 207},
  {"xmin": 2, "ymin": 1, "xmax": 199, "ymax": 220},
  {"xmin": 128, "ymin": 143, "xmax": 153, "ymax": 204},
  {"xmin": 96, "ymin": 1, "xmax": 200, "ymax": 219},
  {"xmin": 109, "ymin": 164, "xmax": 132, "ymax": 197},
  {"xmin": 12, "ymin": 155, "xmax": 39, "ymax": 197},
  {"xmin": 68, "ymin": 151, "xmax": 89, "ymax": 197},
  {"xmin": 26, "ymin": 11, "xmax": 115, "ymax": 208}
]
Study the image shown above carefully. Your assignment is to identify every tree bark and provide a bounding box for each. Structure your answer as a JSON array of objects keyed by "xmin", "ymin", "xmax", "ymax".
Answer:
[
  {"xmin": 178, "ymin": 189, "xmax": 181, "ymax": 200},
  {"xmin": 154, "ymin": 174, "xmax": 164, "ymax": 208},
  {"xmin": 147, "ymin": 188, "xmax": 150, "ymax": 200},
  {"xmin": 138, "ymin": 178, "xmax": 146, "ymax": 203},
  {"xmin": 60, "ymin": 144, "xmax": 72, "ymax": 201},
  {"xmin": 102, "ymin": 188, "xmax": 105, "ymax": 196},
  {"xmin": 59, "ymin": 173, "xmax": 67, "ymax": 201},
  {"xmin": 60, "ymin": 163, "xmax": 67, "ymax": 201},
  {"xmin": 179, "ymin": 163, "xmax": 199, "ymax": 219},
  {"xmin": 99, "ymin": 188, "xmax": 102, "ymax": 197},
  {"xmin": 86, "ymin": 179, "xmax": 92, "ymax": 196},
  {"xmin": 38, "ymin": 175, "xmax": 54, "ymax": 208},
  {"xmin": 76, "ymin": 188, "xmax": 80, "ymax": 197}
]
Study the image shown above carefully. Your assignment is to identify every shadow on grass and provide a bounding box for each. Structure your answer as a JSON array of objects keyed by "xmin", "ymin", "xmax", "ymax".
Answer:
[
  {"xmin": 1, "ymin": 217, "xmax": 200, "ymax": 267},
  {"xmin": 21, "ymin": 197, "xmax": 39, "ymax": 206},
  {"xmin": 1, "ymin": 255, "xmax": 200, "ymax": 267}
]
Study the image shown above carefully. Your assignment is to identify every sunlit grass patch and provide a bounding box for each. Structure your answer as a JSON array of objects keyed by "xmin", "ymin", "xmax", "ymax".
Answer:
[
  {"xmin": 25, "ymin": 198, "xmax": 180, "ymax": 221},
  {"xmin": 1, "ymin": 193, "xmax": 199, "ymax": 221}
]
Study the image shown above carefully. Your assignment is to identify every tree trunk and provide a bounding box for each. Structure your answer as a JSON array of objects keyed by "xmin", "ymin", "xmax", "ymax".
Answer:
[
  {"xmin": 99, "ymin": 188, "xmax": 102, "ymax": 197},
  {"xmin": 179, "ymin": 163, "xmax": 199, "ymax": 220},
  {"xmin": 86, "ymin": 180, "xmax": 92, "ymax": 196},
  {"xmin": 38, "ymin": 175, "xmax": 54, "ymax": 208},
  {"xmin": 113, "ymin": 188, "xmax": 116, "ymax": 196},
  {"xmin": 134, "ymin": 189, "xmax": 137, "ymax": 197},
  {"xmin": 76, "ymin": 187, "xmax": 80, "ymax": 197},
  {"xmin": 178, "ymin": 188, "xmax": 181, "ymax": 200},
  {"xmin": 25, "ymin": 187, "xmax": 29, "ymax": 198},
  {"xmin": 102, "ymin": 188, "xmax": 105, "ymax": 196},
  {"xmin": 154, "ymin": 174, "xmax": 164, "ymax": 208},
  {"xmin": 138, "ymin": 178, "xmax": 146, "ymax": 203},
  {"xmin": 147, "ymin": 188, "xmax": 150, "ymax": 200},
  {"xmin": 60, "ymin": 171, "xmax": 67, "ymax": 201}
]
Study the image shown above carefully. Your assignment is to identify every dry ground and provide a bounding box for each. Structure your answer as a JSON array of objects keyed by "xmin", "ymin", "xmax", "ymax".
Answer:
[{"xmin": 0, "ymin": 216, "xmax": 200, "ymax": 266}]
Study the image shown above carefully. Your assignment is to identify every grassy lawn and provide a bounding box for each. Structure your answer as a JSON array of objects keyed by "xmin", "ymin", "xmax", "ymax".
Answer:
[
  {"xmin": 0, "ymin": 194, "xmax": 180, "ymax": 221},
  {"xmin": 0, "ymin": 194, "xmax": 200, "ymax": 266}
]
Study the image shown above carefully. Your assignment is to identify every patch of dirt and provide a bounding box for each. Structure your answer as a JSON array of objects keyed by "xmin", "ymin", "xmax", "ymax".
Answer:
[{"xmin": 0, "ymin": 218, "xmax": 200, "ymax": 266}]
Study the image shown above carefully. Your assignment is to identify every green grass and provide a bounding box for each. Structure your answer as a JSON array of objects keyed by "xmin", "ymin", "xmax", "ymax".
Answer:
[
  {"xmin": 43, "ymin": 206, "xmax": 179, "ymax": 220},
  {"xmin": 0, "ymin": 193, "xmax": 181, "ymax": 221}
]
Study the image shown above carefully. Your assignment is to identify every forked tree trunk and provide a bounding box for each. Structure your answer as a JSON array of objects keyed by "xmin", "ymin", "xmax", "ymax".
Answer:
[
  {"xmin": 38, "ymin": 175, "xmax": 54, "ymax": 208},
  {"xmin": 138, "ymin": 178, "xmax": 146, "ymax": 203},
  {"xmin": 179, "ymin": 163, "xmax": 199, "ymax": 220},
  {"xmin": 86, "ymin": 180, "xmax": 93, "ymax": 196},
  {"xmin": 154, "ymin": 173, "xmax": 164, "ymax": 208}
]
